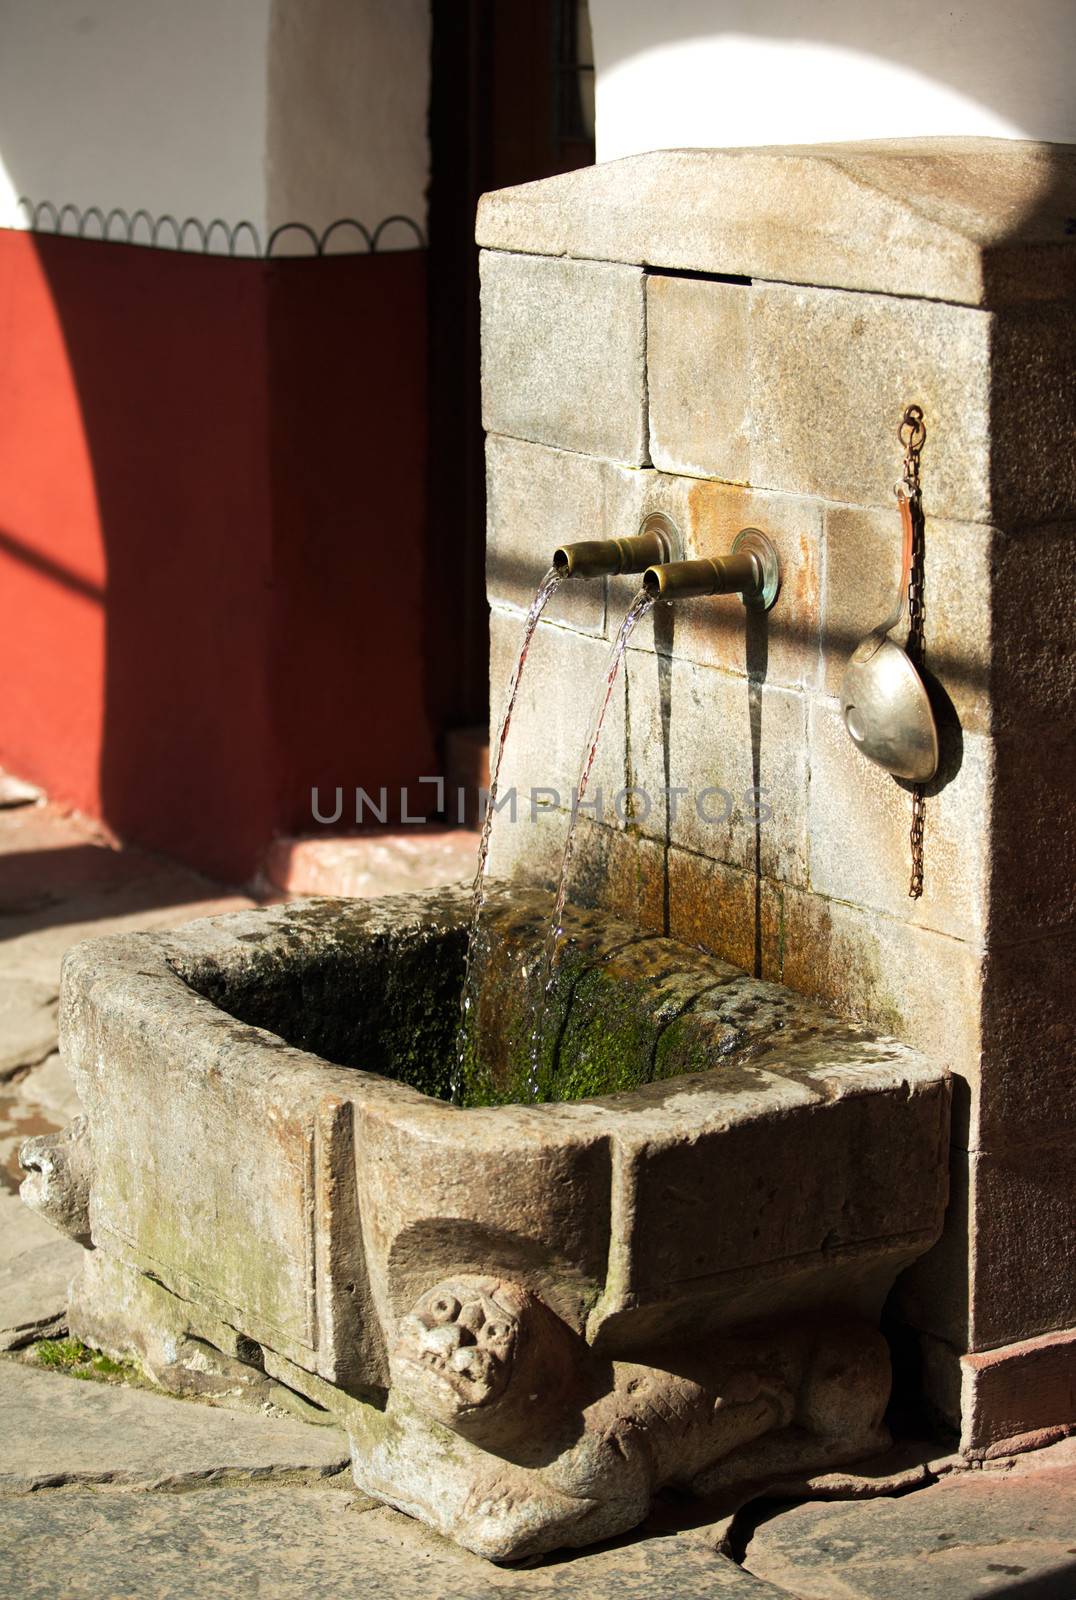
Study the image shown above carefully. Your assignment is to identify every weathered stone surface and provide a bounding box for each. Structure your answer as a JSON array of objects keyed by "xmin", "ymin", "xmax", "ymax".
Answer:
[
  {"xmin": 68, "ymin": 1251, "xmax": 335, "ymax": 1422},
  {"xmin": 807, "ymin": 699, "xmax": 992, "ymax": 943},
  {"xmin": 961, "ymin": 1328, "xmax": 1076, "ymax": 1457},
  {"xmin": 665, "ymin": 850, "xmax": 782, "ymax": 981},
  {"xmin": 0, "ymin": 798, "xmax": 252, "ymax": 987},
  {"xmin": 984, "ymin": 1433, "xmax": 1076, "ymax": 1473},
  {"xmin": 991, "ymin": 301, "xmax": 1076, "ymax": 527},
  {"xmin": 491, "ymin": 612, "xmax": 810, "ymax": 897},
  {"xmin": 0, "ymin": 975, "xmax": 57, "ymax": 1079},
  {"xmin": 918, "ymin": 1330, "xmax": 965, "ymax": 1431},
  {"xmin": 480, "ymin": 252, "xmax": 648, "ymax": 464},
  {"xmin": 977, "ymin": 932, "xmax": 1076, "ymax": 1149},
  {"xmin": 484, "ymin": 442, "xmax": 824, "ymax": 693},
  {"xmin": 0, "ymin": 1360, "xmax": 348, "ymax": 1491},
  {"xmin": 60, "ymin": 936, "xmax": 380, "ymax": 1389},
  {"xmin": 0, "ymin": 1186, "xmax": 65, "ymax": 1263},
  {"xmin": 488, "ymin": 606, "xmax": 627, "ymax": 809},
  {"xmin": 0, "ymin": 1232, "xmax": 82, "ymax": 1350},
  {"xmin": 0, "ymin": 803, "xmax": 147, "ymax": 907},
  {"xmin": 622, "ymin": 652, "xmax": 809, "ymax": 887},
  {"xmin": 991, "ymin": 519, "xmax": 1076, "ymax": 734},
  {"xmin": 476, "ymin": 141, "xmax": 1076, "ymax": 309},
  {"xmin": 486, "ymin": 804, "xmax": 670, "ymax": 937},
  {"xmin": 646, "ymin": 275, "xmax": 750, "ymax": 484},
  {"xmin": 753, "ymin": 1439, "xmax": 958, "ymax": 1500},
  {"xmin": 263, "ymin": 828, "xmax": 478, "ymax": 900},
  {"xmin": 590, "ymin": 1050, "xmax": 948, "ymax": 1350},
  {"xmin": 485, "ymin": 434, "xmax": 609, "ymax": 635},
  {"xmin": 907, "ymin": 1141, "xmax": 1076, "ymax": 1358},
  {"xmin": 0, "ymin": 1490, "xmax": 786, "ymax": 1598},
  {"xmin": 15, "ymin": 1050, "xmax": 81, "ymax": 1121},
  {"xmin": 607, "ymin": 472, "xmax": 825, "ymax": 693},
  {"xmin": 743, "ymin": 287, "xmax": 1074, "ymax": 526},
  {"xmin": 750, "ymin": 283, "xmax": 992, "ymax": 524},
  {"xmin": 894, "ymin": 1152, "xmax": 973, "ymax": 1354},
  {"xmin": 967, "ymin": 1141, "xmax": 1076, "ymax": 1352},
  {"xmin": 778, "ymin": 887, "xmax": 983, "ymax": 1140},
  {"xmin": 744, "ymin": 1457, "xmax": 1076, "ymax": 1599},
  {"xmin": 471, "ymin": 139, "xmax": 1076, "ymax": 1477},
  {"xmin": 991, "ymin": 729, "xmax": 1076, "ymax": 939}
]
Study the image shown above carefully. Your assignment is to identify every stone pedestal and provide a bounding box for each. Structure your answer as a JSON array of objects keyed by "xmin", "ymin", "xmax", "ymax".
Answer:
[{"xmin": 477, "ymin": 139, "xmax": 1076, "ymax": 1452}]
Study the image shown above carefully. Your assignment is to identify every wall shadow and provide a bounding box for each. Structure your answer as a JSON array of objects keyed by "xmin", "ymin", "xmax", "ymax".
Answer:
[{"xmin": 0, "ymin": 229, "xmax": 435, "ymax": 884}]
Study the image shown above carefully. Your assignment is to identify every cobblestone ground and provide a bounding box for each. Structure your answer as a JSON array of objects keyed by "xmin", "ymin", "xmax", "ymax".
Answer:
[{"xmin": 1, "ymin": 786, "xmax": 1073, "ymax": 1598}]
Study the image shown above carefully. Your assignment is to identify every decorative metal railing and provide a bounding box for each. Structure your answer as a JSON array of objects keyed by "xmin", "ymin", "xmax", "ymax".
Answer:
[{"xmin": 9, "ymin": 198, "xmax": 425, "ymax": 255}]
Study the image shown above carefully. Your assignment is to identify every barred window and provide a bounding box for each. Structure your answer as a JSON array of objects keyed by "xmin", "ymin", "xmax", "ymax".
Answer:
[{"xmin": 554, "ymin": 1, "xmax": 595, "ymax": 147}]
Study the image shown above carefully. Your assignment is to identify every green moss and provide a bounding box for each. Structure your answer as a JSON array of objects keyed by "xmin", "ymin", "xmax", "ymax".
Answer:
[
  {"xmin": 31, "ymin": 1339, "xmax": 138, "ymax": 1384},
  {"xmin": 89, "ymin": 1352, "xmax": 127, "ymax": 1376},
  {"xmin": 545, "ymin": 962, "xmax": 658, "ymax": 1101},
  {"xmin": 457, "ymin": 935, "xmax": 720, "ymax": 1106},
  {"xmin": 33, "ymin": 1337, "xmax": 89, "ymax": 1369}
]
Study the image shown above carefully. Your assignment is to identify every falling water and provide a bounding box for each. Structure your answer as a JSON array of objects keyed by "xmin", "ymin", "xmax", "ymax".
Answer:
[
  {"xmin": 527, "ymin": 587, "xmax": 656, "ymax": 1098},
  {"xmin": 452, "ymin": 565, "xmax": 563, "ymax": 1103}
]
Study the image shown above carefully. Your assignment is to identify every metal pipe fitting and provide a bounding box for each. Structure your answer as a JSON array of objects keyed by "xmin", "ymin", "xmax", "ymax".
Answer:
[
  {"xmin": 643, "ymin": 528, "xmax": 781, "ymax": 611},
  {"xmin": 554, "ymin": 511, "xmax": 679, "ymax": 578}
]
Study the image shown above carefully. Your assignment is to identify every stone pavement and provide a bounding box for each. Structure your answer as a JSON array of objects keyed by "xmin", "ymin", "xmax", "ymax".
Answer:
[
  {"xmin": 1, "ymin": 1370, "xmax": 1073, "ymax": 1599},
  {"xmin": 0, "ymin": 1483, "xmax": 786, "ymax": 1600},
  {"xmin": 1, "ymin": 784, "xmax": 1074, "ymax": 1597}
]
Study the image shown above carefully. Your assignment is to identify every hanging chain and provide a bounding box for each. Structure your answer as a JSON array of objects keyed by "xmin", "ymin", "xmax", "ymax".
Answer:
[
  {"xmin": 898, "ymin": 404, "xmax": 927, "ymax": 898},
  {"xmin": 908, "ymin": 786, "xmax": 926, "ymax": 899}
]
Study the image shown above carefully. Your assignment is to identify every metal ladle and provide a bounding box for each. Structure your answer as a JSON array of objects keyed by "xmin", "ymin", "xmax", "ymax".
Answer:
[{"xmin": 840, "ymin": 489, "xmax": 938, "ymax": 783}]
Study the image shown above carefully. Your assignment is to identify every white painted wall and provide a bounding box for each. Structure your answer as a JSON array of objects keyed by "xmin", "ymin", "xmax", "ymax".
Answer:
[
  {"xmin": 0, "ymin": 0, "xmax": 429, "ymax": 251},
  {"xmin": 0, "ymin": 1, "xmax": 272, "ymax": 235},
  {"xmin": 266, "ymin": 0, "xmax": 430, "ymax": 246},
  {"xmin": 589, "ymin": 0, "xmax": 1076, "ymax": 160}
]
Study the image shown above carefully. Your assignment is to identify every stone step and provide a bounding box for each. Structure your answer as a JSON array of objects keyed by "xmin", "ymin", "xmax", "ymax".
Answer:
[{"xmin": 262, "ymin": 826, "xmax": 479, "ymax": 899}]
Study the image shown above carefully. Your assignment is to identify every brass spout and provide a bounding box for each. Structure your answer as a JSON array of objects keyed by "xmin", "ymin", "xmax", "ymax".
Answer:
[
  {"xmin": 554, "ymin": 511, "xmax": 678, "ymax": 578},
  {"xmin": 643, "ymin": 553, "xmax": 759, "ymax": 599},
  {"xmin": 643, "ymin": 529, "xmax": 780, "ymax": 611}
]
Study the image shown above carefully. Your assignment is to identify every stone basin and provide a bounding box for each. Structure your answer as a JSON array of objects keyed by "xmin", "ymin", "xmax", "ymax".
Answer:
[{"xmin": 31, "ymin": 886, "xmax": 950, "ymax": 1560}]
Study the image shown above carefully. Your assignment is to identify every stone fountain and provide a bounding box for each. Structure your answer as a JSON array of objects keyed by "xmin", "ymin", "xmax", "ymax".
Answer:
[
  {"xmin": 25, "ymin": 888, "xmax": 947, "ymax": 1559},
  {"xmin": 22, "ymin": 140, "xmax": 1075, "ymax": 1559}
]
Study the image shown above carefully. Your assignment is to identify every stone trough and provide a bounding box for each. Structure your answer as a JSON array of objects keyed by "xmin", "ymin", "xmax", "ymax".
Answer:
[{"xmin": 23, "ymin": 886, "xmax": 950, "ymax": 1560}]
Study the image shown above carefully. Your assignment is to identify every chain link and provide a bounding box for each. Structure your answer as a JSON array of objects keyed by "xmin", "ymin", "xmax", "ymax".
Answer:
[
  {"xmin": 909, "ymin": 785, "xmax": 926, "ymax": 899},
  {"xmin": 898, "ymin": 405, "xmax": 927, "ymax": 899}
]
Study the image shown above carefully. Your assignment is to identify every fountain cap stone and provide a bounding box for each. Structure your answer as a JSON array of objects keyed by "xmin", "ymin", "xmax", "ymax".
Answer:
[{"xmin": 476, "ymin": 138, "xmax": 1076, "ymax": 308}]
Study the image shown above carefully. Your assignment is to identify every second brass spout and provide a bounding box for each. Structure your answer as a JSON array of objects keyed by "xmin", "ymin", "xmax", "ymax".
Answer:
[
  {"xmin": 554, "ymin": 511, "xmax": 678, "ymax": 579},
  {"xmin": 643, "ymin": 553, "xmax": 760, "ymax": 600},
  {"xmin": 643, "ymin": 529, "xmax": 781, "ymax": 611}
]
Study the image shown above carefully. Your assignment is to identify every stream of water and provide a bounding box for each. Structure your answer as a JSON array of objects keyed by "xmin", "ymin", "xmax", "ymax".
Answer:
[
  {"xmin": 526, "ymin": 587, "xmax": 656, "ymax": 1098},
  {"xmin": 451, "ymin": 565, "xmax": 563, "ymax": 1102}
]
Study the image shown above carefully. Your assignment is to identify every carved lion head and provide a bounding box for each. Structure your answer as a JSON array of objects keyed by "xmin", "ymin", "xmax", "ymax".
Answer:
[{"xmin": 391, "ymin": 1278, "xmax": 526, "ymax": 1426}]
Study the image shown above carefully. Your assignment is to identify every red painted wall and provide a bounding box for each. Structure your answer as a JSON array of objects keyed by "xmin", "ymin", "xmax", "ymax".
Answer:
[{"xmin": 0, "ymin": 231, "xmax": 434, "ymax": 882}]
